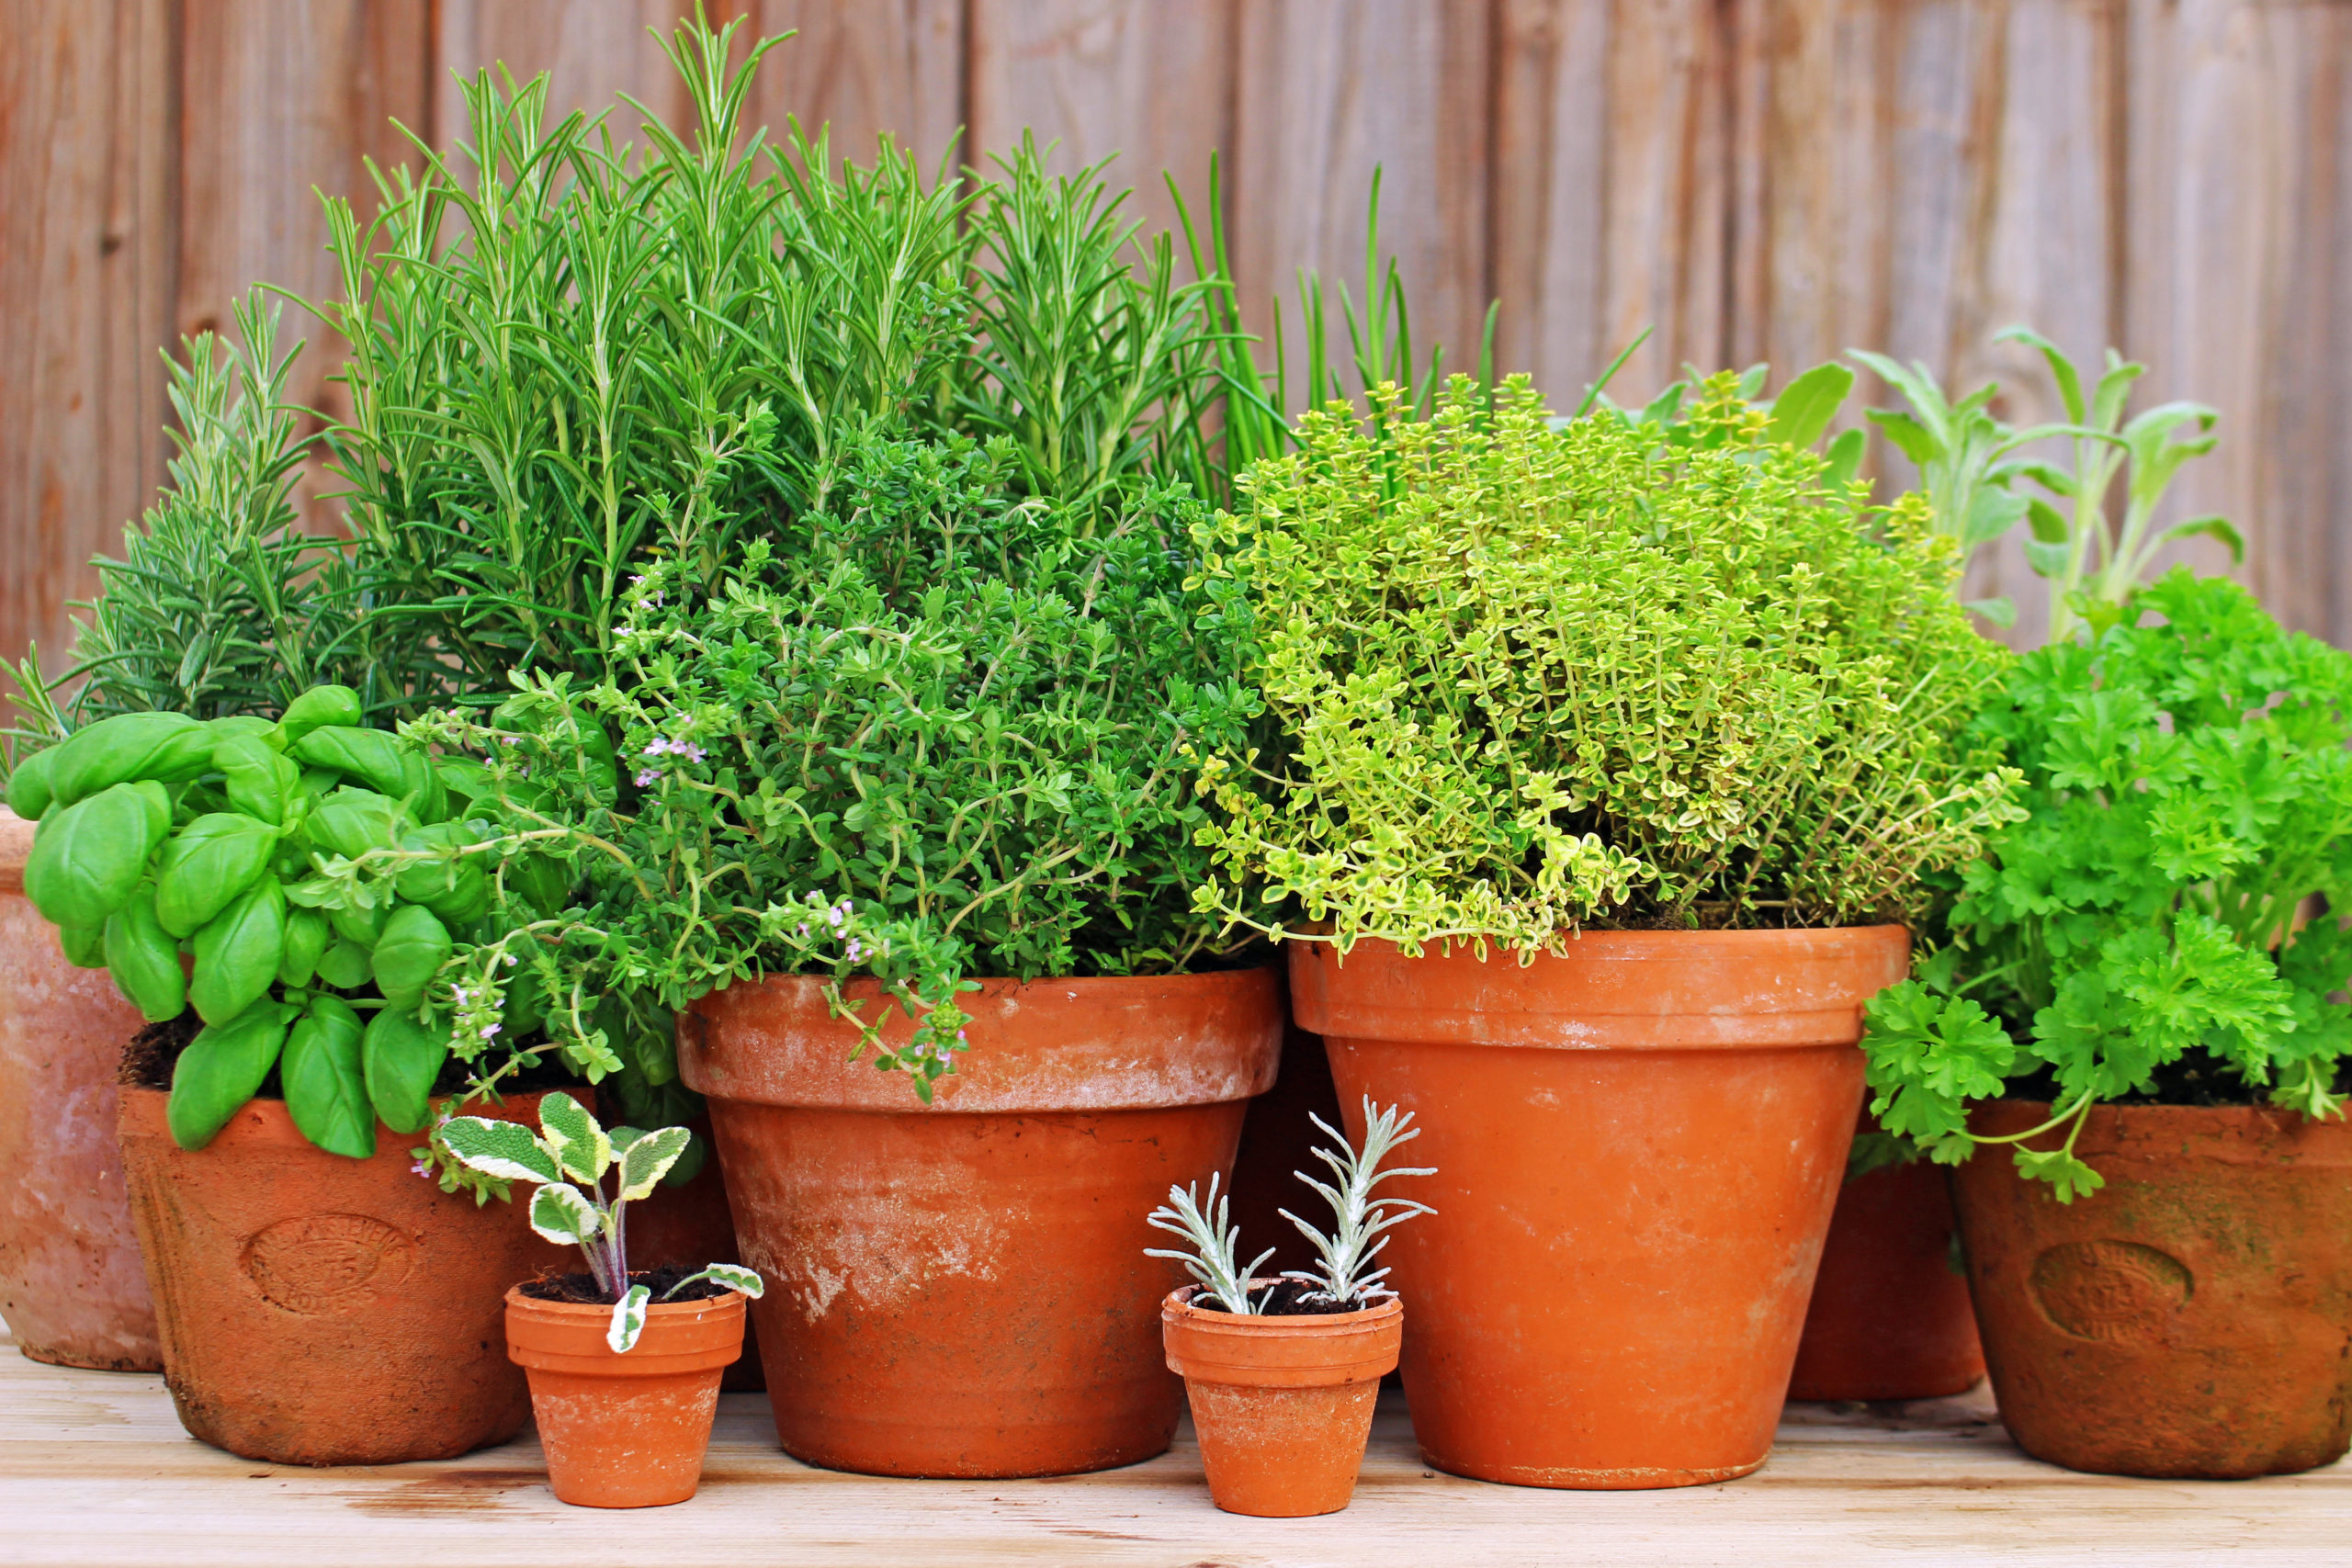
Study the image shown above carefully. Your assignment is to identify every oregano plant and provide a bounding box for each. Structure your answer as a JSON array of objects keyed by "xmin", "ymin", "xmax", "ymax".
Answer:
[{"xmin": 440, "ymin": 1096, "xmax": 763, "ymax": 1351}]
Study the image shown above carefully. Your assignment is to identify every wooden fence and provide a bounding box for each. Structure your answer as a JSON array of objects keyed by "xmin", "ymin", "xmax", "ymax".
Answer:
[{"xmin": 5, "ymin": 0, "xmax": 2347, "ymax": 687}]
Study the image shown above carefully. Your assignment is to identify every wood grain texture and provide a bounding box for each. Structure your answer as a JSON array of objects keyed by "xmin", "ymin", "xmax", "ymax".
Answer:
[
  {"xmin": 967, "ymin": 0, "xmax": 1235, "ymax": 244},
  {"xmin": 2, "ymin": 1343, "xmax": 2347, "ymax": 1566},
  {"xmin": 0, "ymin": 0, "xmax": 177, "ymax": 695},
  {"xmin": 1230, "ymin": 0, "xmax": 1494, "ymax": 396},
  {"xmin": 433, "ymin": 0, "xmax": 696, "ymax": 149},
  {"xmin": 741, "ymin": 0, "xmax": 965, "ymax": 176}
]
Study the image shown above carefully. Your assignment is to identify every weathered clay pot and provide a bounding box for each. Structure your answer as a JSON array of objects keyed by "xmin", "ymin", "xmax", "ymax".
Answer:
[
  {"xmin": 506, "ymin": 1283, "xmax": 746, "ymax": 1508},
  {"xmin": 1161, "ymin": 1287, "xmax": 1402, "ymax": 1517},
  {"xmin": 627, "ymin": 1123, "xmax": 762, "ymax": 1393},
  {"xmin": 680, "ymin": 968, "xmax": 1283, "ymax": 1478},
  {"xmin": 1295, "ymin": 927, "xmax": 1907, "ymax": 1489},
  {"xmin": 0, "ymin": 809, "xmax": 160, "ymax": 1371},
  {"xmin": 119, "ymin": 1085, "xmax": 575, "ymax": 1465},
  {"xmin": 1790, "ymin": 1145, "xmax": 1984, "ymax": 1401},
  {"xmin": 1955, "ymin": 1100, "xmax": 2352, "ymax": 1478}
]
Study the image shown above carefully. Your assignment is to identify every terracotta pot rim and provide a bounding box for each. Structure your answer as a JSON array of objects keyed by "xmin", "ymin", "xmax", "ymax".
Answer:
[
  {"xmin": 707, "ymin": 964, "xmax": 1277, "ymax": 1003},
  {"xmin": 1161, "ymin": 1284, "xmax": 1404, "ymax": 1331},
  {"xmin": 503, "ymin": 1282, "xmax": 749, "ymax": 1321},
  {"xmin": 1972, "ymin": 1097, "xmax": 2352, "ymax": 1164},
  {"xmin": 1305, "ymin": 924, "xmax": 1908, "ymax": 960},
  {"xmin": 0, "ymin": 805, "xmax": 28, "ymax": 894},
  {"xmin": 119, "ymin": 1081, "xmax": 584, "ymax": 1153}
]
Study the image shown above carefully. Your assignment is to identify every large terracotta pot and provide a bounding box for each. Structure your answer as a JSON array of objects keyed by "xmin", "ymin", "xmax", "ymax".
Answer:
[
  {"xmin": 0, "ymin": 809, "xmax": 160, "ymax": 1371},
  {"xmin": 119, "ymin": 1085, "xmax": 575, "ymax": 1465},
  {"xmin": 680, "ymin": 968, "xmax": 1283, "ymax": 1478},
  {"xmin": 1789, "ymin": 1147, "xmax": 1984, "ymax": 1401},
  {"xmin": 505, "ymin": 1283, "xmax": 747, "ymax": 1508},
  {"xmin": 1293, "ymin": 926, "xmax": 1908, "ymax": 1489},
  {"xmin": 1161, "ymin": 1287, "xmax": 1402, "ymax": 1517},
  {"xmin": 1955, "ymin": 1100, "xmax": 2352, "ymax": 1478}
]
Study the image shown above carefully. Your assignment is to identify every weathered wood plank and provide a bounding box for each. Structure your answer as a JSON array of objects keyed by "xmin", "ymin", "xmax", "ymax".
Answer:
[
  {"xmin": 0, "ymin": 0, "xmax": 178, "ymax": 697},
  {"xmin": 432, "ymin": 0, "xmax": 695, "ymax": 149},
  {"xmin": 741, "ymin": 1, "xmax": 966, "ymax": 175},
  {"xmin": 1229, "ymin": 0, "xmax": 1493, "ymax": 398},
  {"xmin": 2, "ymin": 1345, "xmax": 2346, "ymax": 1566},
  {"xmin": 967, "ymin": 0, "xmax": 1235, "ymax": 246}
]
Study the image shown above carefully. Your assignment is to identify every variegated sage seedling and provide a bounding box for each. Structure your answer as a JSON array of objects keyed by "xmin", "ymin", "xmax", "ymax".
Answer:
[
  {"xmin": 439, "ymin": 1096, "xmax": 762, "ymax": 1351},
  {"xmin": 1148, "ymin": 1099, "xmax": 1434, "ymax": 1314}
]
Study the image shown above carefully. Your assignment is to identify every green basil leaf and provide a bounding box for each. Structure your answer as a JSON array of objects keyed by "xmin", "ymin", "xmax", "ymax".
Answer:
[
  {"xmin": 106, "ymin": 885, "xmax": 188, "ymax": 1022},
  {"xmin": 370, "ymin": 903, "xmax": 452, "ymax": 1010},
  {"xmin": 154, "ymin": 814, "xmax": 277, "ymax": 938},
  {"xmin": 281, "ymin": 995, "xmax": 374, "ymax": 1158},
  {"xmin": 361, "ymin": 1008, "xmax": 449, "ymax": 1135},
  {"xmin": 188, "ymin": 876, "xmax": 287, "ymax": 1026},
  {"xmin": 166, "ymin": 1001, "xmax": 295, "ymax": 1150}
]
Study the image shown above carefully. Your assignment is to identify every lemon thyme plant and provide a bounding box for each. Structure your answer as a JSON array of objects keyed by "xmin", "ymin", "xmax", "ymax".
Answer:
[
  {"xmin": 1860, "ymin": 570, "xmax": 2352, "ymax": 1200},
  {"xmin": 1189, "ymin": 374, "xmax": 2023, "ymax": 954},
  {"xmin": 410, "ymin": 430, "xmax": 1263, "ymax": 1099}
]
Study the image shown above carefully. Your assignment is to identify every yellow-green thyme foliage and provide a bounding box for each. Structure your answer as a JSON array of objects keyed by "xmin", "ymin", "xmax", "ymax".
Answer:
[{"xmin": 1190, "ymin": 374, "xmax": 2023, "ymax": 953}]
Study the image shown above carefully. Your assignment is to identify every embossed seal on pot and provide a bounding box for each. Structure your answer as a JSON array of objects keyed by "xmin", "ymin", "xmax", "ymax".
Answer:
[
  {"xmin": 241, "ymin": 1213, "xmax": 417, "ymax": 1314},
  {"xmin": 2030, "ymin": 1240, "xmax": 2191, "ymax": 1341}
]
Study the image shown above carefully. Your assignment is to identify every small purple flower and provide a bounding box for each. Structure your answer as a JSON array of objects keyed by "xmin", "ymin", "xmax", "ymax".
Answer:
[
  {"xmin": 480, "ymin": 1022, "xmax": 502, "ymax": 1041},
  {"xmin": 681, "ymin": 742, "xmax": 707, "ymax": 762},
  {"xmin": 636, "ymin": 768, "xmax": 662, "ymax": 787},
  {"xmin": 643, "ymin": 739, "xmax": 668, "ymax": 758},
  {"xmin": 452, "ymin": 987, "xmax": 470, "ymax": 1004},
  {"xmin": 845, "ymin": 940, "xmax": 864, "ymax": 962},
  {"xmin": 411, "ymin": 1160, "xmax": 432, "ymax": 1179},
  {"xmin": 503, "ymin": 953, "xmax": 518, "ymax": 967}
]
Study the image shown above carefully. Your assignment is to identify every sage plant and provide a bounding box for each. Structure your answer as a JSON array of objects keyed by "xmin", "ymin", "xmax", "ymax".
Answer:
[{"xmin": 441, "ymin": 1095, "xmax": 762, "ymax": 1350}]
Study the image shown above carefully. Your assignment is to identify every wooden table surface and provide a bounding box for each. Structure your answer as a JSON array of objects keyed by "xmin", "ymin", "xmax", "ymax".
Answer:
[{"xmin": 5, "ymin": 1335, "xmax": 2346, "ymax": 1567}]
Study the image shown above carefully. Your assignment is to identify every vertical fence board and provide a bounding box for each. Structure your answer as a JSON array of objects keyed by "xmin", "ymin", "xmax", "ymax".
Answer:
[
  {"xmin": 1230, "ymin": 0, "xmax": 1493, "ymax": 396},
  {"xmin": 5, "ymin": 0, "xmax": 2351, "ymax": 685},
  {"xmin": 0, "ymin": 0, "xmax": 178, "ymax": 696},
  {"xmin": 967, "ymin": 0, "xmax": 1235, "ymax": 245},
  {"xmin": 741, "ymin": 1, "xmax": 965, "ymax": 175}
]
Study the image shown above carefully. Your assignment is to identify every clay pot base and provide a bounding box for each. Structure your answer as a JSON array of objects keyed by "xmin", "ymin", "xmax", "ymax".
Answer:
[{"xmin": 1791, "ymin": 1153, "xmax": 1985, "ymax": 1402}]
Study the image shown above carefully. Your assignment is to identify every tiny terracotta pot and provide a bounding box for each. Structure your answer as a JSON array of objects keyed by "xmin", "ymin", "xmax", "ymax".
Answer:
[
  {"xmin": 119, "ymin": 1084, "xmax": 574, "ymax": 1465},
  {"xmin": 505, "ymin": 1284, "xmax": 747, "ymax": 1507},
  {"xmin": 1161, "ymin": 1288, "xmax": 1402, "ymax": 1517},
  {"xmin": 1295, "ymin": 926, "xmax": 1907, "ymax": 1489},
  {"xmin": 1790, "ymin": 1146, "xmax": 1984, "ymax": 1401},
  {"xmin": 0, "ymin": 809, "xmax": 160, "ymax": 1371},
  {"xmin": 1955, "ymin": 1100, "xmax": 2352, "ymax": 1479},
  {"xmin": 681, "ymin": 967, "xmax": 1283, "ymax": 1478}
]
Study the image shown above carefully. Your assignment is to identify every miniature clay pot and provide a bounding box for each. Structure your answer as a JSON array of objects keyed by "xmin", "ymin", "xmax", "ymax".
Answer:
[
  {"xmin": 627, "ymin": 1122, "xmax": 763, "ymax": 1393},
  {"xmin": 119, "ymin": 1084, "xmax": 575, "ymax": 1465},
  {"xmin": 505, "ymin": 1283, "xmax": 747, "ymax": 1507},
  {"xmin": 1954, "ymin": 1100, "xmax": 2352, "ymax": 1478},
  {"xmin": 1293, "ymin": 926, "xmax": 1907, "ymax": 1489},
  {"xmin": 1161, "ymin": 1287, "xmax": 1402, "ymax": 1517},
  {"xmin": 0, "ymin": 809, "xmax": 160, "ymax": 1371},
  {"xmin": 1789, "ymin": 1140, "xmax": 1984, "ymax": 1401},
  {"xmin": 680, "ymin": 967, "xmax": 1283, "ymax": 1478}
]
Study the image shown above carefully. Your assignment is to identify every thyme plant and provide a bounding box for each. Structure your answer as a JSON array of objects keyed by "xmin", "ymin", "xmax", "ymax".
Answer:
[{"xmin": 1191, "ymin": 375, "xmax": 2022, "ymax": 954}]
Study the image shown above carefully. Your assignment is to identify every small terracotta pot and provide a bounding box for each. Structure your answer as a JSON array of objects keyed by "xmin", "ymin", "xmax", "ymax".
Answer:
[
  {"xmin": 1955, "ymin": 1100, "xmax": 2352, "ymax": 1478},
  {"xmin": 627, "ymin": 1122, "xmax": 763, "ymax": 1393},
  {"xmin": 119, "ymin": 1084, "xmax": 574, "ymax": 1464},
  {"xmin": 506, "ymin": 1284, "xmax": 747, "ymax": 1507},
  {"xmin": 1790, "ymin": 1146, "xmax": 1984, "ymax": 1401},
  {"xmin": 1161, "ymin": 1287, "xmax": 1402, "ymax": 1517},
  {"xmin": 680, "ymin": 967, "xmax": 1283, "ymax": 1478},
  {"xmin": 1294, "ymin": 926, "xmax": 1907, "ymax": 1489},
  {"xmin": 0, "ymin": 809, "xmax": 160, "ymax": 1371}
]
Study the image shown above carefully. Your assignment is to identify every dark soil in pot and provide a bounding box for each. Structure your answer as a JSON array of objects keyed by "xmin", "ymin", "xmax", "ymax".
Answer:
[{"xmin": 522, "ymin": 1266, "xmax": 735, "ymax": 1305}]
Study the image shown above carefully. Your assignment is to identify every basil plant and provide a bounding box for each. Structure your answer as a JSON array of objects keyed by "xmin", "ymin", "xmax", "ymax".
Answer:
[
  {"xmin": 8, "ymin": 685, "xmax": 582, "ymax": 1159},
  {"xmin": 441, "ymin": 1098, "xmax": 762, "ymax": 1352}
]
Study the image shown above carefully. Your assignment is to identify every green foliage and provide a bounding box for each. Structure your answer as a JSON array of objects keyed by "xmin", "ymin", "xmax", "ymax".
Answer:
[
  {"xmin": 314, "ymin": 15, "xmax": 1227, "ymax": 712},
  {"xmin": 439, "ymin": 1098, "xmax": 758, "ymax": 1348},
  {"xmin": 1, "ymin": 299, "xmax": 370, "ymax": 773},
  {"xmin": 414, "ymin": 430, "xmax": 1261, "ymax": 1098},
  {"xmin": 1861, "ymin": 570, "xmax": 2352, "ymax": 1197},
  {"xmin": 9, "ymin": 690, "xmax": 578, "ymax": 1159},
  {"xmin": 1191, "ymin": 374, "xmax": 2023, "ymax": 954}
]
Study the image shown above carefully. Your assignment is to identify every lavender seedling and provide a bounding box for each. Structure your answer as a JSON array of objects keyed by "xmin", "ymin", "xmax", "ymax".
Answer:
[
  {"xmin": 1281, "ymin": 1100, "xmax": 1436, "ymax": 1308},
  {"xmin": 439, "ymin": 1095, "xmax": 763, "ymax": 1351},
  {"xmin": 1146, "ymin": 1172, "xmax": 1273, "ymax": 1314}
]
